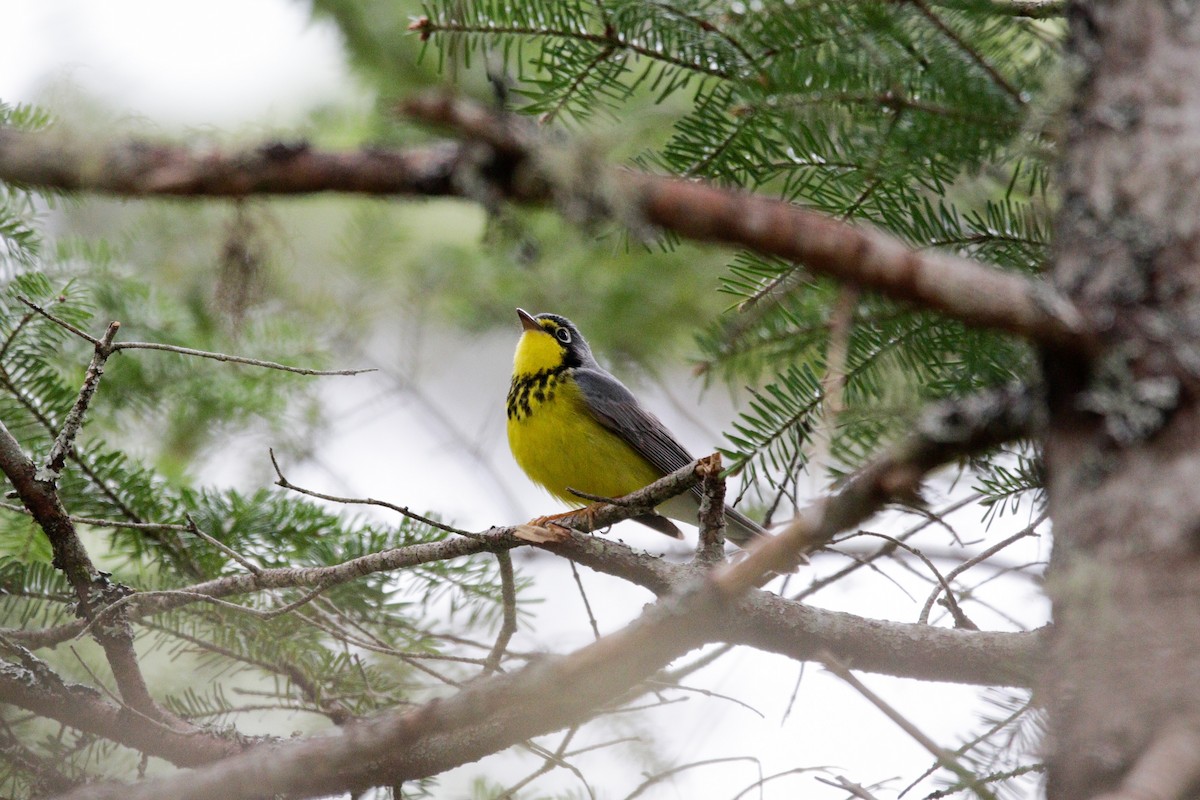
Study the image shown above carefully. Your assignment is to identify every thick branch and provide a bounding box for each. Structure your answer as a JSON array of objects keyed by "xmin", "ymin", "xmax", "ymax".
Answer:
[
  {"xmin": 630, "ymin": 173, "xmax": 1081, "ymax": 348},
  {"xmin": 0, "ymin": 417, "xmax": 162, "ymax": 719},
  {"xmin": 0, "ymin": 129, "xmax": 466, "ymax": 197},
  {"xmin": 0, "ymin": 650, "xmax": 245, "ymax": 767},
  {"xmin": 45, "ymin": 385, "xmax": 1036, "ymax": 800},
  {"xmin": 407, "ymin": 93, "xmax": 1087, "ymax": 350},
  {"xmin": 729, "ymin": 595, "xmax": 1038, "ymax": 687},
  {"xmin": 0, "ymin": 420, "xmax": 98, "ymax": 600},
  {"xmin": 0, "ymin": 104, "xmax": 1089, "ymax": 351}
]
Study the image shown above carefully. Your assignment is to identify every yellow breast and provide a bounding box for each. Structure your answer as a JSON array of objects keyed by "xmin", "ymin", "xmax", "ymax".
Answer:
[{"xmin": 507, "ymin": 373, "xmax": 662, "ymax": 506}]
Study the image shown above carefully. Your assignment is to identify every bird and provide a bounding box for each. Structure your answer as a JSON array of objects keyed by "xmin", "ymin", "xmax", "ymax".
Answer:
[{"xmin": 506, "ymin": 307, "xmax": 767, "ymax": 546}]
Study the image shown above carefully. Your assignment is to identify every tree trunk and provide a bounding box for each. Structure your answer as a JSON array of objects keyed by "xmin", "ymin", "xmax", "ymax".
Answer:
[{"xmin": 1044, "ymin": 1, "xmax": 1200, "ymax": 797}]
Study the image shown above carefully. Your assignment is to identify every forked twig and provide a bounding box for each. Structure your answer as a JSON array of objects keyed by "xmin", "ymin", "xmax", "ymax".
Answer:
[{"xmin": 822, "ymin": 652, "xmax": 997, "ymax": 800}]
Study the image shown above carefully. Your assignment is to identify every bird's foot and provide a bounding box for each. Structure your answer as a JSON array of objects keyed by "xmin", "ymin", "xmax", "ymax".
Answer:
[
  {"xmin": 534, "ymin": 506, "xmax": 599, "ymax": 527},
  {"xmin": 514, "ymin": 506, "xmax": 601, "ymax": 543}
]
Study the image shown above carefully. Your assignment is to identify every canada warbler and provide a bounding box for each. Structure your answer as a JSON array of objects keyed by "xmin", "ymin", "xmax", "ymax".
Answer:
[{"xmin": 506, "ymin": 308, "xmax": 766, "ymax": 545}]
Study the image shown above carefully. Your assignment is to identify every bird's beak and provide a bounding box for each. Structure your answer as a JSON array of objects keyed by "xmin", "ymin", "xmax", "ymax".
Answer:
[{"xmin": 516, "ymin": 308, "xmax": 540, "ymax": 332}]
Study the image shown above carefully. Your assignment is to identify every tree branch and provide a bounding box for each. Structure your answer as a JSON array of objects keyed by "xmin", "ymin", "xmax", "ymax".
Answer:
[
  {"xmin": 40, "ymin": 320, "xmax": 120, "ymax": 483},
  {"xmin": 0, "ymin": 130, "xmax": 467, "ymax": 197},
  {"xmin": 823, "ymin": 653, "xmax": 998, "ymax": 800},
  {"xmin": 7, "ymin": 439, "xmax": 1037, "ymax": 688},
  {"xmin": 43, "ymin": 384, "xmax": 1039, "ymax": 800},
  {"xmin": 0, "ymin": 643, "xmax": 246, "ymax": 767},
  {"xmin": 0, "ymin": 416, "xmax": 166, "ymax": 719},
  {"xmin": 0, "ymin": 100, "xmax": 1090, "ymax": 352},
  {"xmin": 406, "ymin": 93, "xmax": 1087, "ymax": 351},
  {"xmin": 979, "ymin": 0, "xmax": 1065, "ymax": 17}
]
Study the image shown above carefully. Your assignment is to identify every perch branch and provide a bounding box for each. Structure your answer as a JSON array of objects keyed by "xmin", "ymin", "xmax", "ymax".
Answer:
[{"xmin": 43, "ymin": 384, "xmax": 1039, "ymax": 800}]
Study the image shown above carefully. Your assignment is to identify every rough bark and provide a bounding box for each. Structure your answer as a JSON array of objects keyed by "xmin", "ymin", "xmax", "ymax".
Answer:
[
  {"xmin": 1043, "ymin": 1, "xmax": 1200, "ymax": 797},
  {"xmin": 0, "ymin": 107, "xmax": 1088, "ymax": 352}
]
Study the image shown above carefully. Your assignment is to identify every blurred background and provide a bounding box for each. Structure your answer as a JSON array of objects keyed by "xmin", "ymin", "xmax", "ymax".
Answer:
[{"xmin": 0, "ymin": 1, "xmax": 1051, "ymax": 797}]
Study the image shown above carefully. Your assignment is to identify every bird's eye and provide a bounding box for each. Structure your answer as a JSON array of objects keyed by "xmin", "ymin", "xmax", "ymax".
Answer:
[{"xmin": 555, "ymin": 328, "xmax": 572, "ymax": 344}]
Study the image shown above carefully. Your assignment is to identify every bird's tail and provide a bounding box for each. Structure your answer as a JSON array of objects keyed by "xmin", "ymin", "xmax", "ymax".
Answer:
[{"xmin": 723, "ymin": 505, "xmax": 767, "ymax": 546}]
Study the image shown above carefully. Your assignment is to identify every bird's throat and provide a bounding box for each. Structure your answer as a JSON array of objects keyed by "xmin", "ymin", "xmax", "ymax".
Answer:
[{"xmin": 512, "ymin": 330, "xmax": 564, "ymax": 379}]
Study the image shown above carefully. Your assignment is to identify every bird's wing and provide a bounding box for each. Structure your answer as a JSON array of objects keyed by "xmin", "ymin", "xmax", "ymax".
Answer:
[
  {"xmin": 571, "ymin": 367, "xmax": 697, "ymax": 478},
  {"xmin": 572, "ymin": 367, "xmax": 768, "ymax": 545}
]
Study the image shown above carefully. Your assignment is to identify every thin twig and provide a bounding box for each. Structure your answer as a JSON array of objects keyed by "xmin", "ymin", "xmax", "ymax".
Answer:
[
  {"xmin": 730, "ymin": 768, "xmax": 826, "ymax": 800},
  {"xmin": 483, "ymin": 551, "xmax": 518, "ymax": 675},
  {"xmin": 849, "ymin": 531, "xmax": 977, "ymax": 630},
  {"xmin": 16, "ymin": 296, "xmax": 99, "ymax": 345},
  {"xmin": 566, "ymin": 487, "xmax": 635, "ymax": 506},
  {"xmin": 643, "ymin": 679, "xmax": 765, "ymax": 719},
  {"xmin": 541, "ymin": 44, "xmax": 617, "ymax": 125},
  {"xmin": 836, "ymin": 540, "xmax": 923, "ymax": 601},
  {"xmin": 504, "ymin": 728, "xmax": 597, "ymax": 800},
  {"xmin": 794, "ymin": 492, "xmax": 981, "ymax": 602},
  {"xmin": 903, "ymin": 694, "xmax": 1035, "ymax": 795},
  {"xmin": 569, "ymin": 559, "xmax": 602, "ymax": 641},
  {"xmin": 816, "ymin": 775, "xmax": 885, "ymax": 800},
  {"xmin": 624, "ymin": 757, "xmax": 763, "ymax": 800},
  {"xmin": 64, "ymin": 646, "xmax": 190, "ymax": 739},
  {"xmin": 596, "ymin": 696, "xmax": 686, "ymax": 716},
  {"xmin": 0, "ymin": 501, "xmax": 194, "ymax": 531},
  {"xmin": 112, "ymin": 341, "xmax": 372, "ymax": 376},
  {"xmin": 918, "ymin": 511, "xmax": 1045, "ymax": 623},
  {"xmin": 658, "ymin": 643, "xmax": 733, "ymax": 682},
  {"xmin": 73, "ymin": 586, "xmax": 329, "ymax": 642},
  {"xmin": 908, "ymin": 0, "xmax": 1023, "ymax": 104},
  {"xmin": 564, "ymin": 735, "xmax": 641, "ymax": 758},
  {"xmin": 185, "ymin": 513, "xmax": 261, "ymax": 575},
  {"xmin": 40, "ymin": 321, "xmax": 120, "ymax": 482},
  {"xmin": 68, "ymin": 646, "xmax": 120, "ymax": 706},
  {"xmin": 822, "ymin": 652, "xmax": 997, "ymax": 800},
  {"xmin": 298, "ymin": 600, "xmax": 464, "ymax": 689},
  {"xmin": 0, "ymin": 305, "xmax": 45, "ymax": 364},
  {"xmin": 924, "ymin": 764, "xmax": 1045, "ymax": 799},
  {"xmin": 780, "ymin": 661, "xmax": 806, "ymax": 725},
  {"xmin": 151, "ymin": 622, "xmax": 355, "ymax": 725},
  {"xmin": 270, "ymin": 449, "xmax": 477, "ymax": 538}
]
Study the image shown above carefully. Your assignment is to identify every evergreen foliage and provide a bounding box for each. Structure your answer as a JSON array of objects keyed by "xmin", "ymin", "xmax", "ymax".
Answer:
[
  {"xmin": 0, "ymin": 2, "xmax": 1062, "ymax": 797},
  {"xmin": 406, "ymin": 2, "xmax": 1058, "ymax": 795},
  {"xmin": 417, "ymin": 0, "xmax": 1059, "ymax": 511},
  {"xmin": 0, "ymin": 113, "xmax": 515, "ymax": 800}
]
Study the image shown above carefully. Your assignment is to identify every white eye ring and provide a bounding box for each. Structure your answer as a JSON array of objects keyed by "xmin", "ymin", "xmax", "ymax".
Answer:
[{"xmin": 556, "ymin": 328, "xmax": 572, "ymax": 344}]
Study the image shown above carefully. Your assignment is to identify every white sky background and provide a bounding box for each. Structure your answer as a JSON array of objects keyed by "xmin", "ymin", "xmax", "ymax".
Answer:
[
  {"xmin": 0, "ymin": 3, "xmax": 1051, "ymax": 798},
  {"xmin": 0, "ymin": 0, "xmax": 348, "ymax": 126}
]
